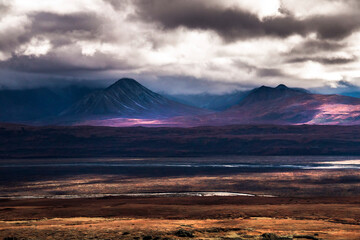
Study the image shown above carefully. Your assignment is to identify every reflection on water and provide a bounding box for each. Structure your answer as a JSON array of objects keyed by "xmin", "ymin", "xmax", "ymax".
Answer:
[
  {"xmin": 1, "ymin": 191, "xmax": 267, "ymax": 200},
  {"xmin": 0, "ymin": 157, "xmax": 360, "ymax": 183},
  {"xmin": 1, "ymin": 161, "xmax": 360, "ymax": 169}
]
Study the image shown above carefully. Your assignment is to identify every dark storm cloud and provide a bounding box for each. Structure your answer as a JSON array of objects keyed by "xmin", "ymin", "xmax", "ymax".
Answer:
[
  {"xmin": 0, "ymin": 11, "xmax": 111, "ymax": 74},
  {"xmin": 257, "ymin": 68, "xmax": 285, "ymax": 77},
  {"xmin": 0, "ymin": 34, "xmax": 29, "ymax": 56},
  {"xmin": 0, "ymin": 7, "xmax": 143, "ymax": 73},
  {"xmin": 0, "ymin": 50, "xmax": 136, "ymax": 74},
  {"xmin": 336, "ymin": 79, "xmax": 359, "ymax": 89},
  {"xmin": 0, "ymin": 11, "xmax": 104, "ymax": 53},
  {"xmin": 310, "ymin": 14, "xmax": 360, "ymax": 40},
  {"xmin": 0, "ymin": 2, "xmax": 28, "ymax": 53},
  {"xmin": 289, "ymin": 39, "xmax": 345, "ymax": 54},
  {"xmin": 288, "ymin": 56, "xmax": 356, "ymax": 65},
  {"xmin": 1, "ymin": 0, "xmax": 360, "ymax": 92},
  {"xmin": 234, "ymin": 60, "xmax": 286, "ymax": 78},
  {"xmin": 31, "ymin": 12, "xmax": 102, "ymax": 38},
  {"xmin": 135, "ymin": 0, "xmax": 360, "ymax": 41},
  {"xmin": 136, "ymin": 0, "xmax": 305, "ymax": 40}
]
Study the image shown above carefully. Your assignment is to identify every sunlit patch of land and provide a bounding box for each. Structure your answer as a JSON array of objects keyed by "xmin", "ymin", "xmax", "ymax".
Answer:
[
  {"xmin": 320, "ymin": 160, "xmax": 360, "ymax": 165},
  {"xmin": 78, "ymin": 118, "xmax": 168, "ymax": 127},
  {"xmin": 1, "ymin": 169, "xmax": 360, "ymax": 198},
  {"xmin": 1, "ymin": 217, "xmax": 360, "ymax": 240},
  {"xmin": 305, "ymin": 104, "xmax": 360, "ymax": 125},
  {"xmin": 1, "ymin": 196, "xmax": 360, "ymax": 239}
]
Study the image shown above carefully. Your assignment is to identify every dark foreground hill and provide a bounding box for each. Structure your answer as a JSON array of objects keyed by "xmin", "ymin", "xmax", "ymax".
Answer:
[{"xmin": 1, "ymin": 123, "xmax": 360, "ymax": 158}]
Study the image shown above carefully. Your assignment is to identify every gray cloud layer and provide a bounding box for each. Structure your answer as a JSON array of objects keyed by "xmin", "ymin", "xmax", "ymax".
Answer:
[
  {"xmin": 31, "ymin": 12, "xmax": 102, "ymax": 39},
  {"xmin": 0, "ymin": 0, "xmax": 360, "ymax": 93},
  {"xmin": 136, "ymin": 0, "xmax": 360, "ymax": 41},
  {"xmin": 288, "ymin": 56, "xmax": 356, "ymax": 65}
]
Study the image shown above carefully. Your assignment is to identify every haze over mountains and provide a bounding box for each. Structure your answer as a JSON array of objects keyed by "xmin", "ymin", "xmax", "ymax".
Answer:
[
  {"xmin": 0, "ymin": 86, "xmax": 98, "ymax": 122},
  {"xmin": 1, "ymin": 78, "xmax": 360, "ymax": 126},
  {"xmin": 164, "ymin": 91, "xmax": 249, "ymax": 111}
]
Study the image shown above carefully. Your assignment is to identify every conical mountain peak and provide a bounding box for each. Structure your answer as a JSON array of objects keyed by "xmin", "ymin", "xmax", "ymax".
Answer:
[
  {"xmin": 276, "ymin": 84, "xmax": 288, "ymax": 89},
  {"xmin": 61, "ymin": 78, "xmax": 207, "ymax": 118},
  {"xmin": 107, "ymin": 78, "xmax": 142, "ymax": 89}
]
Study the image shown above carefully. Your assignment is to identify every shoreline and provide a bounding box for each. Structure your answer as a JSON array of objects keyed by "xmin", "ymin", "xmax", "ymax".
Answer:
[{"xmin": 0, "ymin": 191, "xmax": 279, "ymax": 200}]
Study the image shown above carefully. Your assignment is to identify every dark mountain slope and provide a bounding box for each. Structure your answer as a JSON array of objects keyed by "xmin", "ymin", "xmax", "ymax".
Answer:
[
  {"xmin": 62, "ymin": 78, "xmax": 208, "ymax": 119},
  {"xmin": 224, "ymin": 84, "xmax": 317, "ymax": 124}
]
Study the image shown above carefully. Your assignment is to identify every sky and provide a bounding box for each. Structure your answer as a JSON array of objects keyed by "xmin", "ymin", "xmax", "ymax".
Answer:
[{"xmin": 0, "ymin": 0, "xmax": 360, "ymax": 94}]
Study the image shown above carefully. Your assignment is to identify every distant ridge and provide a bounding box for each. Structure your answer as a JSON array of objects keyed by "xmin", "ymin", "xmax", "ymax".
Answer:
[
  {"xmin": 164, "ymin": 84, "xmax": 360, "ymax": 126},
  {"xmin": 237, "ymin": 84, "xmax": 308, "ymax": 106},
  {"xmin": 224, "ymin": 84, "xmax": 317, "ymax": 124},
  {"xmin": 218, "ymin": 84, "xmax": 360, "ymax": 125}
]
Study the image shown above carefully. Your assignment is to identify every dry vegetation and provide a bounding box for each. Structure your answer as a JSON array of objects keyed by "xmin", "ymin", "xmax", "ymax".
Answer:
[
  {"xmin": 2, "ymin": 124, "xmax": 360, "ymax": 157},
  {"xmin": 1, "ymin": 196, "xmax": 360, "ymax": 239},
  {"xmin": 1, "ymin": 170, "xmax": 360, "ymax": 198}
]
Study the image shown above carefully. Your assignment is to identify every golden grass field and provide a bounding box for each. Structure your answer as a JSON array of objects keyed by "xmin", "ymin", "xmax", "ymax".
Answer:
[{"xmin": 1, "ymin": 195, "xmax": 360, "ymax": 239}]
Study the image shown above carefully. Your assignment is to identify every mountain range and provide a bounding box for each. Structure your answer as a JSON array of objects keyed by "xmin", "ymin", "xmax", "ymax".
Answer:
[
  {"xmin": 1, "ymin": 78, "xmax": 360, "ymax": 126},
  {"xmin": 167, "ymin": 84, "xmax": 360, "ymax": 126}
]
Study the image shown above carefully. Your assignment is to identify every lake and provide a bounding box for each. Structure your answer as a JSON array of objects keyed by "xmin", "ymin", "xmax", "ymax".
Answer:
[{"xmin": 1, "ymin": 156, "xmax": 360, "ymax": 198}]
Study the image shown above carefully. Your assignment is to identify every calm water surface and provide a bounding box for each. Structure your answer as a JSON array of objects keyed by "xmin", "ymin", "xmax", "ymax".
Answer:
[
  {"xmin": 0, "ymin": 156, "xmax": 359, "ymax": 181},
  {"xmin": 0, "ymin": 156, "xmax": 359, "ymax": 198}
]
